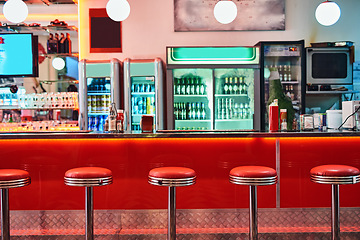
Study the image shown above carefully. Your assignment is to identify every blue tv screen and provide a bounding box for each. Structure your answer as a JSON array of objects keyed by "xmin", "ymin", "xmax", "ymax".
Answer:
[{"xmin": 0, "ymin": 33, "xmax": 38, "ymax": 77}]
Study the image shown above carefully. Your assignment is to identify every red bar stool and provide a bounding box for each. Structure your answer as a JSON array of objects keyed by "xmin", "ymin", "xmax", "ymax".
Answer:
[
  {"xmin": 0, "ymin": 169, "xmax": 31, "ymax": 240},
  {"xmin": 311, "ymin": 165, "xmax": 360, "ymax": 240},
  {"xmin": 229, "ymin": 166, "xmax": 277, "ymax": 240},
  {"xmin": 148, "ymin": 167, "xmax": 196, "ymax": 240},
  {"xmin": 64, "ymin": 167, "xmax": 112, "ymax": 240}
]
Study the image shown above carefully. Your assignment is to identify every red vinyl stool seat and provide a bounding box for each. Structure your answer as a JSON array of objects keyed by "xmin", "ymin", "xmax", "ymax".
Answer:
[
  {"xmin": 230, "ymin": 166, "xmax": 277, "ymax": 240},
  {"xmin": 64, "ymin": 167, "xmax": 112, "ymax": 240},
  {"xmin": 0, "ymin": 169, "xmax": 31, "ymax": 240},
  {"xmin": 311, "ymin": 165, "xmax": 360, "ymax": 240},
  {"xmin": 148, "ymin": 167, "xmax": 196, "ymax": 240}
]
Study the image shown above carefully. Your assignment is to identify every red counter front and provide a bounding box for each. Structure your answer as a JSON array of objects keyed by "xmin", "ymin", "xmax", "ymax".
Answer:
[{"xmin": 1, "ymin": 133, "xmax": 360, "ymax": 211}]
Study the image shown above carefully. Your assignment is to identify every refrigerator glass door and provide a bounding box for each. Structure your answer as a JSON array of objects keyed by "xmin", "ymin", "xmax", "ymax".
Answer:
[
  {"xmin": 130, "ymin": 76, "xmax": 156, "ymax": 133},
  {"xmin": 87, "ymin": 77, "xmax": 111, "ymax": 132},
  {"xmin": 173, "ymin": 68, "xmax": 213, "ymax": 130},
  {"xmin": 214, "ymin": 68, "xmax": 255, "ymax": 130},
  {"xmin": 263, "ymin": 44, "xmax": 302, "ymax": 129}
]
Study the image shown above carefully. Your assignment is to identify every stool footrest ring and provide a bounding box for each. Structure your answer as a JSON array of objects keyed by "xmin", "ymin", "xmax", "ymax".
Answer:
[
  {"xmin": 229, "ymin": 175, "xmax": 277, "ymax": 186},
  {"xmin": 0, "ymin": 177, "xmax": 31, "ymax": 189},
  {"xmin": 311, "ymin": 175, "xmax": 360, "ymax": 185}
]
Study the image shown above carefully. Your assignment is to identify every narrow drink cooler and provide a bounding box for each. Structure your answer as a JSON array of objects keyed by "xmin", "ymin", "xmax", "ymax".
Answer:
[
  {"xmin": 123, "ymin": 58, "xmax": 164, "ymax": 133},
  {"xmin": 166, "ymin": 46, "xmax": 261, "ymax": 131},
  {"xmin": 78, "ymin": 59, "xmax": 121, "ymax": 131}
]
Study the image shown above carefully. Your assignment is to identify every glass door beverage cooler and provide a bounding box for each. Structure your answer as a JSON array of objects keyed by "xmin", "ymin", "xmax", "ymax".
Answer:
[
  {"xmin": 256, "ymin": 40, "xmax": 305, "ymax": 131},
  {"xmin": 123, "ymin": 58, "xmax": 164, "ymax": 133},
  {"xmin": 78, "ymin": 59, "xmax": 121, "ymax": 131},
  {"xmin": 166, "ymin": 46, "xmax": 261, "ymax": 131}
]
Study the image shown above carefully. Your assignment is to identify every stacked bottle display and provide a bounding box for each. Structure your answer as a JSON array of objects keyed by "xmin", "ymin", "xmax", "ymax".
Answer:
[
  {"xmin": 174, "ymin": 102, "xmax": 206, "ymax": 120},
  {"xmin": 218, "ymin": 76, "xmax": 248, "ymax": 95},
  {"xmin": 131, "ymin": 81, "xmax": 156, "ymax": 132},
  {"xmin": 215, "ymin": 76, "xmax": 251, "ymax": 120},
  {"xmin": 174, "ymin": 76, "xmax": 206, "ymax": 95},
  {"xmin": 265, "ymin": 65, "xmax": 294, "ymax": 82},
  {"xmin": 87, "ymin": 78, "xmax": 110, "ymax": 132},
  {"xmin": 216, "ymin": 98, "xmax": 251, "ymax": 120}
]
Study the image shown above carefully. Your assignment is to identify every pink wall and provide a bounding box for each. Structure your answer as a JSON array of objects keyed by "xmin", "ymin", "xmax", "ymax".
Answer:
[{"xmin": 79, "ymin": 0, "xmax": 360, "ymax": 62}]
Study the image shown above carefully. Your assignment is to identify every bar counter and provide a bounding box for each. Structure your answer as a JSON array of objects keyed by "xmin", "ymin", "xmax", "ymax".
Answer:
[{"xmin": 2, "ymin": 130, "xmax": 360, "ymax": 211}]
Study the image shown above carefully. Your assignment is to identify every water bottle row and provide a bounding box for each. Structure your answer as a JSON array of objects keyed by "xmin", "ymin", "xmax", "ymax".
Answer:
[
  {"xmin": 131, "ymin": 83, "xmax": 155, "ymax": 93},
  {"xmin": 88, "ymin": 78, "xmax": 111, "ymax": 92},
  {"xmin": 174, "ymin": 102, "xmax": 207, "ymax": 120},
  {"xmin": 174, "ymin": 77, "xmax": 206, "ymax": 95},
  {"xmin": 216, "ymin": 98, "xmax": 252, "ymax": 120}
]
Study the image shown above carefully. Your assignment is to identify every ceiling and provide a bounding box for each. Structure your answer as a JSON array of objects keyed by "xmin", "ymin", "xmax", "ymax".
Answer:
[{"xmin": 0, "ymin": 0, "xmax": 77, "ymax": 5}]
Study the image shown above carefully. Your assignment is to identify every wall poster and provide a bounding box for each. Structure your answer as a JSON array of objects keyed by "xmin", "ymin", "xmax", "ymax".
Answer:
[{"xmin": 174, "ymin": 0, "xmax": 285, "ymax": 32}]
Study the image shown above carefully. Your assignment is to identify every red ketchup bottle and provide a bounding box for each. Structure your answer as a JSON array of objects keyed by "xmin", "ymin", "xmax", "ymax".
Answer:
[{"xmin": 269, "ymin": 99, "xmax": 279, "ymax": 132}]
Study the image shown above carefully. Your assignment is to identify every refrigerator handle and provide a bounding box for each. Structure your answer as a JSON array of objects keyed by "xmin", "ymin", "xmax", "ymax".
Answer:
[{"xmin": 78, "ymin": 59, "xmax": 87, "ymax": 131}]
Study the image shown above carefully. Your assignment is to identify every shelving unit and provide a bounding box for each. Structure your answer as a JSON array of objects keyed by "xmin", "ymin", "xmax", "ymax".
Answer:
[{"xmin": 0, "ymin": 25, "xmax": 78, "ymax": 34}]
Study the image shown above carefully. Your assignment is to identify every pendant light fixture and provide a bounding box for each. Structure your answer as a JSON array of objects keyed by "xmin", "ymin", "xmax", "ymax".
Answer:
[
  {"xmin": 106, "ymin": 0, "xmax": 131, "ymax": 22},
  {"xmin": 3, "ymin": 0, "xmax": 28, "ymax": 24},
  {"xmin": 214, "ymin": 0, "xmax": 237, "ymax": 24},
  {"xmin": 52, "ymin": 57, "xmax": 65, "ymax": 71},
  {"xmin": 315, "ymin": 0, "xmax": 341, "ymax": 26}
]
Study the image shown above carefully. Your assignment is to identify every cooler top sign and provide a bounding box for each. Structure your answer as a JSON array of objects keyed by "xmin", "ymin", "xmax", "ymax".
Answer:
[{"xmin": 167, "ymin": 47, "xmax": 259, "ymax": 65}]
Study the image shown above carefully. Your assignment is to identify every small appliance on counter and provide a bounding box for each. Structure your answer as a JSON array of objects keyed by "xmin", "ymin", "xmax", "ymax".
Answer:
[{"xmin": 342, "ymin": 101, "xmax": 360, "ymax": 129}]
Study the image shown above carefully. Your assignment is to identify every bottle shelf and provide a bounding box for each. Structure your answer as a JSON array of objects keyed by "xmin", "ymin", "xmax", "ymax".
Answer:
[
  {"xmin": 174, "ymin": 94, "xmax": 207, "ymax": 97},
  {"xmin": 88, "ymin": 112, "xmax": 109, "ymax": 116},
  {"xmin": 215, "ymin": 94, "xmax": 247, "ymax": 97},
  {"xmin": 175, "ymin": 119, "xmax": 211, "ymax": 122},
  {"xmin": 0, "ymin": 105, "xmax": 78, "ymax": 110},
  {"xmin": 131, "ymin": 92, "xmax": 155, "ymax": 95},
  {"xmin": 88, "ymin": 92, "xmax": 111, "ymax": 95},
  {"xmin": 215, "ymin": 119, "xmax": 252, "ymax": 122},
  {"xmin": 132, "ymin": 114, "xmax": 155, "ymax": 117},
  {"xmin": 0, "ymin": 25, "xmax": 78, "ymax": 33},
  {"xmin": 281, "ymin": 81, "xmax": 299, "ymax": 84}
]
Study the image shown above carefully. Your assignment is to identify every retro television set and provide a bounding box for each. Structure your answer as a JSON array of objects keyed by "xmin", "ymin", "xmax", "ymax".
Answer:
[
  {"xmin": 306, "ymin": 47, "xmax": 353, "ymax": 86},
  {"xmin": 0, "ymin": 33, "xmax": 39, "ymax": 77}
]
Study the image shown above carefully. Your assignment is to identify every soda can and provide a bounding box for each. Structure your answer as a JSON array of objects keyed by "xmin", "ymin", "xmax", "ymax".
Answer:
[
  {"xmin": 87, "ymin": 95, "xmax": 92, "ymax": 112},
  {"xmin": 101, "ymin": 95, "xmax": 107, "ymax": 113},
  {"xmin": 91, "ymin": 95, "xmax": 96, "ymax": 113}
]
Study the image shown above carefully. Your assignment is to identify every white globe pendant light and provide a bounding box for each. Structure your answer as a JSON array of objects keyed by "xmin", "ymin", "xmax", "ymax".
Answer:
[
  {"xmin": 315, "ymin": 1, "xmax": 341, "ymax": 26},
  {"xmin": 106, "ymin": 0, "xmax": 131, "ymax": 22},
  {"xmin": 3, "ymin": 0, "xmax": 29, "ymax": 24},
  {"xmin": 52, "ymin": 57, "xmax": 65, "ymax": 71},
  {"xmin": 214, "ymin": 1, "xmax": 237, "ymax": 24}
]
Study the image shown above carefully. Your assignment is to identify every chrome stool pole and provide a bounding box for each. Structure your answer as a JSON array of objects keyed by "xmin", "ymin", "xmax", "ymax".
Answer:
[
  {"xmin": 249, "ymin": 185, "xmax": 258, "ymax": 240},
  {"xmin": 331, "ymin": 184, "xmax": 339, "ymax": 240},
  {"xmin": 168, "ymin": 186, "xmax": 176, "ymax": 240},
  {"xmin": 86, "ymin": 186, "xmax": 94, "ymax": 240},
  {"xmin": 1, "ymin": 189, "xmax": 9, "ymax": 240}
]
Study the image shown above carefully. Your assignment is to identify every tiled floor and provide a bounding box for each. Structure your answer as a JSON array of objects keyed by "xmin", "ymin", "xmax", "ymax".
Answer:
[{"xmin": 6, "ymin": 208, "xmax": 360, "ymax": 239}]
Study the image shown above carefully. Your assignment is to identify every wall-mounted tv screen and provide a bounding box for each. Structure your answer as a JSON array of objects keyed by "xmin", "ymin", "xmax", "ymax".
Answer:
[{"xmin": 0, "ymin": 33, "xmax": 39, "ymax": 77}]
